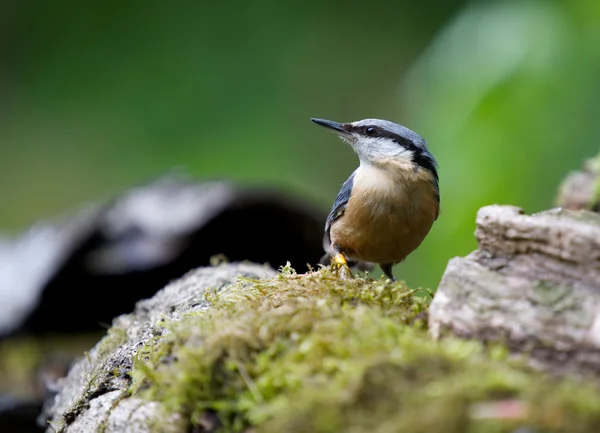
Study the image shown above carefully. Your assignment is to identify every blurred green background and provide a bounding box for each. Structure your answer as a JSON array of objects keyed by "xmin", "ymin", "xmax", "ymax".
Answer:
[{"xmin": 1, "ymin": 0, "xmax": 599, "ymax": 290}]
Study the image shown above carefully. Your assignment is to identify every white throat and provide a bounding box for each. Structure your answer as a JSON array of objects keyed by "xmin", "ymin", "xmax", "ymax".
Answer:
[{"xmin": 351, "ymin": 136, "xmax": 414, "ymax": 166}]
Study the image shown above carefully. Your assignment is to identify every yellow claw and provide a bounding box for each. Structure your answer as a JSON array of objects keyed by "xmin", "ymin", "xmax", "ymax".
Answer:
[
  {"xmin": 331, "ymin": 253, "xmax": 353, "ymax": 279},
  {"xmin": 332, "ymin": 253, "xmax": 348, "ymax": 266}
]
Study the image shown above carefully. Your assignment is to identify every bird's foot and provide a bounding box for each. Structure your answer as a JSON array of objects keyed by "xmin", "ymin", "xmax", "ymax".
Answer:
[
  {"xmin": 380, "ymin": 263, "xmax": 396, "ymax": 284},
  {"xmin": 331, "ymin": 253, "xmax": 353, "ymax": 279}
]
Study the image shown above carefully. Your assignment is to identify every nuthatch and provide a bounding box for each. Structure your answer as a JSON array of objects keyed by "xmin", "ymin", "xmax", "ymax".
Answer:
[{"xmin": 311, "ymin": 117, "xmax": 439, "ymax": 282}]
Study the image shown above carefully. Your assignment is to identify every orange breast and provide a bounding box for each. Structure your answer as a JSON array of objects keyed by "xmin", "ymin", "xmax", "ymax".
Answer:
[{"xmin": 329, "ymin": 163, "xmax": 438, "ymax": 264}]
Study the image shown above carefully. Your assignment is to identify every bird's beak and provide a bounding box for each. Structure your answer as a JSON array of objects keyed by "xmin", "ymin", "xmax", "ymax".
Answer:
[{"xmin": 311, "ymin": 118, "xmax": 351, "ymax": 137}]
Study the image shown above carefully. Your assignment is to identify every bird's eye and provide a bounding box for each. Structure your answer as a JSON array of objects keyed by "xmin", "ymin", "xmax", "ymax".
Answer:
[{"xmin": 366, "ymin": 127, "xmax": 376, "ymax": 136}]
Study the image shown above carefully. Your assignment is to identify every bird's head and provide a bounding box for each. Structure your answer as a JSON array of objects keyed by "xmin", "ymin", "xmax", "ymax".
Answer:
[{"xmin": 311, "ymin": 117, "xmax": 437, "ymax": 178}]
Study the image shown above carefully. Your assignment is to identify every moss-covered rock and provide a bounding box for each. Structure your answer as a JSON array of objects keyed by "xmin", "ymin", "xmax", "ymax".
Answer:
[
  {"xmin": 128, "ymin": 265, "xmax": 600, "ymax": 433},
  {"xmin": 44, "ymin": 263, "xmax": 276, "ymax": 432},
  {"xmin": 46, "ymin": 262, "xmax": 600, "ymax": 433}
]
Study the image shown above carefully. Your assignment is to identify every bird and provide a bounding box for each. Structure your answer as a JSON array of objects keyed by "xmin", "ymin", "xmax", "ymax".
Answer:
[{"xmin": 311, "ymin": 117, "xmax": 439, "ymax": 282}]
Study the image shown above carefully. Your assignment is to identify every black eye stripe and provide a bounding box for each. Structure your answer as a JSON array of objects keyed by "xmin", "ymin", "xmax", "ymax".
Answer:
[
  {"xmin": 362, "ymin": 127, "xmax": 411, "ymax": 146},
  {"xmin": 367, "ymin": 128, "xmax": 414, "ymax": 149},
  {"xmin": 355, "ymin": 125, "xmax": 424, "ymax": 154}
]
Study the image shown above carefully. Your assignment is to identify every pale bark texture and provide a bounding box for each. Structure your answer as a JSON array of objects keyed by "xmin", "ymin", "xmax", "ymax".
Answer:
[
  {"xmin": 555, "ymin": 153, "xmax": 600, "ymax": 211},
  {"xmin": 429, "ymin": 205, "xmax": 600, "ymax": 376}
]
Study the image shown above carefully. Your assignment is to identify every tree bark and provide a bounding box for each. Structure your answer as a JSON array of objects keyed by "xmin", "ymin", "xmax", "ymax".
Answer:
[{"xmin": 429, "ymin": 205, "xmax": 600, "ymax": 376}]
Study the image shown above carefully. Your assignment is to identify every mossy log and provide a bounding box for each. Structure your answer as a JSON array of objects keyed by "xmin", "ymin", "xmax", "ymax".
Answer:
[
  {"xmin": 43, "ymin": 260, "xmax": 600, "ymax": 433},
  {"xmin": 43, "ymin": 263, "xmax": 277, "ymax": 432},
  {"xmin": 429, "ymin": 204, "xmax": 600, "ymax": 376}
]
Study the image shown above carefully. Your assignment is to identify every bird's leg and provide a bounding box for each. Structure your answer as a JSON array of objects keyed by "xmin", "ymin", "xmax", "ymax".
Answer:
[
  {"xmin": 330, "ymin": 249, "xmax": 353, "ymax": 279},
  {"xmin": 380, "ymin": 263, "xmax": 396, "ymax": 283}
]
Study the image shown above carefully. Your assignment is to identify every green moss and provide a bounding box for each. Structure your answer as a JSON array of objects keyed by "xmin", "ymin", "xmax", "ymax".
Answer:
[
  {"xmin": 130, "ymin": 265, "xmax": 600, "ymax": 433},
  {"xmin": 59, "ymin": 366, "xmax": 107, "ymax": 430},
  {"xmin": 45, "ymin": 328, "xmax": 129, "ymax": 431},
  {"xmin": 94, "ymin": 325, "xmax": 128, "ymax": 361}
]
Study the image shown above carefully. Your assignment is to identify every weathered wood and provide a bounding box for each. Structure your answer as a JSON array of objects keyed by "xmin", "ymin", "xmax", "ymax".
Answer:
[
  {"xmin": 429, "ymin": 205, "xmax": 600, "ymax": 376},
  {"xmin": 555, "ymin": 153, "xmax": 600, "ymax": 211}
]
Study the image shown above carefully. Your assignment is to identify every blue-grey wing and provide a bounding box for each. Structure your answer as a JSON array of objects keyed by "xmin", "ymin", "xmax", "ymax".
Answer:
[{"xmin": 323, "ymin": 171, "xmax": 355, "ymax": 250}]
